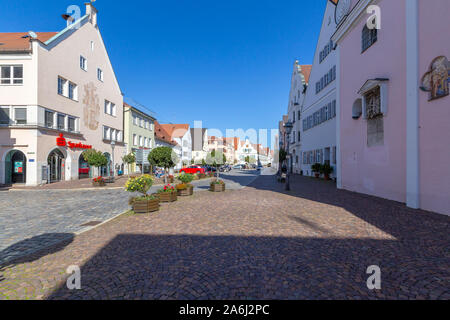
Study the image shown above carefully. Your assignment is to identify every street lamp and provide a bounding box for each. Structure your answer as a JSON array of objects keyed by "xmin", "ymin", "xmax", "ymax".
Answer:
[
  {"xmin": 111, "ymin": 140, "xmax": 116, "ymax": 177},
  {"xmin": 283, "ymin": 121, "xmax": 293, "ymax": 191}
]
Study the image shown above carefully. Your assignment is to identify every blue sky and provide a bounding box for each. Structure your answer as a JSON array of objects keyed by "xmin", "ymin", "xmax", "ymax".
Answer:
[{"xmin": 1, "ymin": 0, "xmax": 326, "ymax": 147}]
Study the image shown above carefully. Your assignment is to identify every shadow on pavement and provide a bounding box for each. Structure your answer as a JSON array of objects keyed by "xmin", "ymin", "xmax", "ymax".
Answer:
[
  {"xmin": 0, "ymin": 233, "xmax": 75, "ymax": 280},
  {"xmin": 46, "ymin": 233, "xmax": 450, "ymax": 300}
]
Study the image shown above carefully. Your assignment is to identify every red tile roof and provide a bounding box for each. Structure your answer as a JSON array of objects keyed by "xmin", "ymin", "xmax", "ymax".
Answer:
[
  {"xmin": 160, "ymin": 124, "xmax": 189, "ymax": 139},
  {"xmin": 300, "ymin": 65, "xmax": 312, "ymax": 84},
  {"xmin": 0, "ymin": 32, "xmax": 57, "ymax": 52},
  {"xmin": 154, "ymin": 121, "xmax": 178, "ymax": 146}
]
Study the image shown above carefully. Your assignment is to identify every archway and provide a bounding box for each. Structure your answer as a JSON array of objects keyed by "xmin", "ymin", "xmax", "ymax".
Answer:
[
  {"xmin": 101, "ymin": 152, "xmax": 111, "ymax": 177},
  {"xmin": 48, "ymin": 149, "xmax": 66, "ymax": 183},
  {"xmin": 4, "ymin": 150, "xmax": 27, "ymax": 184},
  {"xmin": 352, "ymin": 98, "xmax": 363, "ymax": 119},
  {"xmin": 78, "ymin": 151, "xmax": 91, "ymax": 179}
]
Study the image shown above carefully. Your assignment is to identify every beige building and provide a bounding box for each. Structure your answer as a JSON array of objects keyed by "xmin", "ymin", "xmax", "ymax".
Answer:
[{"xmin": 0, "ymin": 4, "xmax": 125, "ymax": 186}]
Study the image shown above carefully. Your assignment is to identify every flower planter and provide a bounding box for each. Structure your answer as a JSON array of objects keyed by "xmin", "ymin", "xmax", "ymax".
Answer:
[
  {"xmin": 92, "ymin": 181, "xmax": 106, "ymax": 187},
  {"xmin": 210, "ymin": 183, "xmax": 226, "ymax": 192},
  {"xmin": 132, "ymin": 199, "xmax": 160, "ymax": 214},
  {"xmin": 158, "ymin": 192, "xmax": 178, "ymax": 202},
  {"xmin": 177, "ymin": 185, "xmax": 194, "ymax": 196}
]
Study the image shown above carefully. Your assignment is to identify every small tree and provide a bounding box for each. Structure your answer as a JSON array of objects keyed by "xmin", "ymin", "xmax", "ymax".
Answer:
[
  {"xmin": 206, "ymin": 149, "xmax": 226, "ymax": 179},
  {"xmin": 122, "ymin": 153, "xmax": 136, "ymax": 176},
  {"xmin": 83, "ymin": 149, "xmax": 107, "ymax": 177},
  {"xmin": 148, "ymin": 146, "xmax": 179, "ymax": 184}
]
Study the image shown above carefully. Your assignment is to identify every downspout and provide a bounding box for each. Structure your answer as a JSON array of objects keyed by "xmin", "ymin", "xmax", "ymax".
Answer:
[{"xmin": 405, "ymin": 0, "xmax": 420, "ymax": 209}]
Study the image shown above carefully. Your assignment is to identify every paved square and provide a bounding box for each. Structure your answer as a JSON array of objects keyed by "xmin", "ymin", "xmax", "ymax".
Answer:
[{"xmin": 0, "ymin": 171, "xmax": 448, "ymax": 300}]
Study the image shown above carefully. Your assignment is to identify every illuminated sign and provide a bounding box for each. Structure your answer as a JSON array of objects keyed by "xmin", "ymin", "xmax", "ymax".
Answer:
[{"xmin": 56, "ymin": 134, "xmax": 92, "ymax": 150}]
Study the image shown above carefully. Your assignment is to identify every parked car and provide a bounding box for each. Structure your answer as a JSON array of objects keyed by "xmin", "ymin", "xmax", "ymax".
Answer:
[
  {"xmin": 179, "ymin": 165, "xmax": 206, "ymax": 174},
  {"xmin": 219, "ymin": 165, "xmax": 231, "ymax": 172},
  {"xmin": 233, "ymin": 164, "xmax": 245, "ymax": 170}
]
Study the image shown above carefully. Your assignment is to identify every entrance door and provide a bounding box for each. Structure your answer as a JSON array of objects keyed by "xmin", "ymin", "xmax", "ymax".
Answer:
[
  {"xmin": 6, "ymin": 151, "xmax": 27, "ymax": 184},
  {"xmin": 48, "ymin": 149, "xmax": 65, "ymax": 183}
]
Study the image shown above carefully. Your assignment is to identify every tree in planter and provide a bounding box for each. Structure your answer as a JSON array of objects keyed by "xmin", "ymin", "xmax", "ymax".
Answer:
[
  {"xmin": 148, "ymin": 146, "xmax": 179, "ymax": 184},
  {"xmin": 320, "ymin": 163, "xmax": 334, "ymax": 180},
  {"xmin": 311, "ymin": 163, "xmax": 322, "ymax": 178},
  {"xmin": 83, "ymin": 149, "xmax": 108, "ymax": 177},
  {"xmin": 122, "ymin": 153, "xmax": 136, "ymax": 177},
  {"xmin": 206, "ymin": 149, "xmax": 227, "ymax": 179}
]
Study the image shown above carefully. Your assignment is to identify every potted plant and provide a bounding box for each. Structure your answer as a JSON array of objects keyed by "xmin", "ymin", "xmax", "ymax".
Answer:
[
  {"xmin": 92, "ymin": 176, "xmax": 106, "ymax": 187},
  {"xmin": 206, "ymin": 149, "xmax": 227, "ymax": 179},
  {"xmin": 157, "ymin": 184, "xmax": 178, "ymax": 202},
  {"xmin": 198, "ymin": 173, "xmax": 206, "ymax": 179},
  {"xmin": 320, "ymin": 163, "xmax": 334, "ymax": 181},
  {"xmin": 176, "ymin": 173, "xmax": 194, "ymax": 196},
  {"xmin": 122, "ymin": 153, "xmax": 136, "ymax": 177},
  {"xmin": 83, "ymin": 149, "xmax": 108, "ymax": 178},
  {"xmin": 311, "ymin": 163, "xmax": 322, "ymax": 178},
  {"xmin": 125, "ymin": 175, "xmax": 159, "ymax": 214},
  {"xmin": 210, "ymin": 179, "xmax": 226, "ymax": 192}
]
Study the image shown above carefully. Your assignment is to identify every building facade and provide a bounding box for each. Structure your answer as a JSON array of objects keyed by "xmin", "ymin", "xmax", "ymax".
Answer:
[
  {"xmin": 190, "ymin": 128, "xmax": 208, "ymax": 164},
  {"xmin": 123, "ymin": 102, "xmax": 155, "ymax": 174},
  {"xmin": 300, "ymin": 0, "xmax": 338, "ymax": 178},
  {"xmin": 0, "ymin": 4, "xmax": 125, "ymax": 186},
  {"xmin": 160, "ymin": 124, "xmax": 191, "ymax": 169},
  {"xmin": 154, "ymin": 121, "xmax": 181, "ymax": 167},
  {"xmin": 286, "ymin": 61, "xmax": 311, "ymax": 174},
  {"xmin": 333, "ymin": 0, "xmax": 450, "ymax": 215}
]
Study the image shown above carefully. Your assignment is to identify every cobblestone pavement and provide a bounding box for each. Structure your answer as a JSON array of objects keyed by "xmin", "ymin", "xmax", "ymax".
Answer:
[
  {"xmin": 0, "ymin": 170, "xmax": 449, "ymax": 300},
  {"xmin": 0, "ymin": 170, "xmax": 259, "ymax": 266}
]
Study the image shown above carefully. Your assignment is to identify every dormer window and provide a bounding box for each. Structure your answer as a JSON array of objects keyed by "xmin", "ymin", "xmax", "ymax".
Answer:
[{"xmin": 362, "ymin": 25, "xmax": 377, "ymax": 53}]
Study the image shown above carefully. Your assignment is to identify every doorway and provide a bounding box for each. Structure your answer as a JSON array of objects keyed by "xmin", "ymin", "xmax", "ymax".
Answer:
[
  {"xmin": 4, "ymin": 150, "xmax": 27, "ymax": 184},
  {"xmin": 48, "ymin": 149, "xmax": 65, "ymax": 183}
]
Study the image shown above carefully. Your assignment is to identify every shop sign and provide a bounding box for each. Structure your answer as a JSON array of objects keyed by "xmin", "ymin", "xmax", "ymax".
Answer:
[{"xmin": 56, "ymin": 134, "xmax": 92, "ymax": 150}]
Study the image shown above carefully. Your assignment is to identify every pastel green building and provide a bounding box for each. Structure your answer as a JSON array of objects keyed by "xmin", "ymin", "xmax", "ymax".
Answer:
[{"xmin": 123, "ymin": 102, "xmax": 156, "ymax": 174}]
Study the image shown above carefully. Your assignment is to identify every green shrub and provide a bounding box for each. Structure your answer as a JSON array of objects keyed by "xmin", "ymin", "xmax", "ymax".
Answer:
[
  {"xmin": 125, "ymin": 174, "xmax": 154, "ymax": 196},
  {"xmin": 178, "ymin": 173, "xmax": 194, "ymax": 184}
]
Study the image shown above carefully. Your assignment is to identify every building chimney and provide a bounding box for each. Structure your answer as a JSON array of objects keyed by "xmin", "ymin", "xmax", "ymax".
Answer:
[{"xmin": 85, "ymin": 2, "xmax": 98, "ymax": 27}]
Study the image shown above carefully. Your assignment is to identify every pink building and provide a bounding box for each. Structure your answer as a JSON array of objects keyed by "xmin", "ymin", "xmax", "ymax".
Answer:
[{"xmin": 332, "ymin": 0, "xmax": 450, "ymax": 215}]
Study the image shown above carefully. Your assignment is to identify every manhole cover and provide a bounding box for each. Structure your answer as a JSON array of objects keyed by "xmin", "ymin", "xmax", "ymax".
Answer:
[{"xmin": 81, "ymin": 221, "xmax": 102, "ymax": 227}]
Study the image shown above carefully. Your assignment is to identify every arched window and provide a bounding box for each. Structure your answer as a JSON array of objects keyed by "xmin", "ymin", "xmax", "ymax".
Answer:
[{"xmin": 362, "ymin": 25, "xmax": 377, "ymax": 53}]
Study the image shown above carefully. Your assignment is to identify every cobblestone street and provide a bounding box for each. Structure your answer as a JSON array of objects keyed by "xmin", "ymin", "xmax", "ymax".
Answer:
[{"xmin": 0, "ymin": 171, "xmax": 449, "ymax": 300}]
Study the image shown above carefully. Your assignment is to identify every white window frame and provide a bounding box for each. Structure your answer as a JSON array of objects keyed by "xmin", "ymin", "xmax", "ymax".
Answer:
[
  {"xmin": 1, "ymin": 65, "xmax": 23, "ymax": 85},
  {"xmin": 80, "ymin": 56, "xmax": 87, "ymax": 71}
]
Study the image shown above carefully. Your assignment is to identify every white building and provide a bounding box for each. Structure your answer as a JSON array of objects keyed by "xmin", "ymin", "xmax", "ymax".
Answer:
[
  {"xmin": 190, "ymin": 128, "xmax": 208, "ymax": 164},
  {"xmin": 299, "ymin": 1, "xmax": 338, "ymax": 178},
  {"xmin": 286, "ymin": 61, "xmax": 311, "ymax": 174},
  {"xmin": 154, "ymin": 121, "xmax": 182, "ymax": 167},
  {"xmin": 236, "ymin": 139, "xmax": 259, "ymax": 164},
  {"xmin": 0, "ymin": 3, "xmax": 125, "ymax": 186},
  {"xmin": 159, "ymin": 124, "xmax": 191, "ymax": 169}
]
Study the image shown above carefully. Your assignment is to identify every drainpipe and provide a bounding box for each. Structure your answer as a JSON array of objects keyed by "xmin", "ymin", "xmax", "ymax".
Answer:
[{"xmin": 406, "ymin": 0, "xmax": 420, "ymax": 209}]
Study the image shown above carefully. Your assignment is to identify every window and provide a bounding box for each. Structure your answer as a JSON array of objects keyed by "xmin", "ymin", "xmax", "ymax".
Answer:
[
  {"xmin": 58, "ymin": 77, "xmax": 66, "ymax": 95},
  {"xmin": 298, "ymin": 131, "xmax": 301, "ymax": 142},
  {"xmin": 144, "ymin": 137, "xmax": 148, "ymax": 148},
  {"xmin": 362, "ymin": 25, "xmax": 377, "ymax": 53},
  {"xmin": 57, "ymin": 114, "xmax": 65, "ymax": 130},
  {"xmin": 68, "ymin": 117, "xmax": 75, "ymax": 132},
  {"xmin": 97, "ymin": 68, "xmax": 103, "ymax": 81},
  {"xmin": 15, "ymin": 108, "xmax": 27, "ymax": 125},
  {"xmin": 139, "ymin": 136, "xmax": 143, "ymax": 147},
  {"xmin": 45, "ymin": 110, "xmax": 54, "ymax": 128},
  {"xmin": 104, "ymin": 100, "xmax": 115, "ymax": 116},
  {"xmin": 133, "ymin": 114, "xmax": 138, "ymax": 125},
  {"xmin": 117, "ymin": 131, "xmax": 123, "ymax": 142},
  {"xmin": 0, "ymin": 107, "xmax": 10, "ymax": 125},
  {"xmin": 133, "ymin": 134, "xmax": 138, "ymax": 146},
  {"xmin": 68, "ymin": 82, "xmax": 77, "ymax": 100},
  {"xmin": 91, "ymin": 41, "xmax": 94, "ymax": 52},
  {"xmin": 80, "ymin": 56, "xmax": 87, "ymax": 71},
  {"xmin": 1, "ymin": 65, "xmax": 23, "ymax": 85},
  {"xmin": 332, "ymin": 146, "xmax": 337, "ymax": 165}
]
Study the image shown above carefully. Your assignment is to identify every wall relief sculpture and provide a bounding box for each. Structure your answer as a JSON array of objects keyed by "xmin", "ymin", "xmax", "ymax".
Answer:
[{"xmin": 82, "ymin": 82, "xmax": 100, "ymax": 130}]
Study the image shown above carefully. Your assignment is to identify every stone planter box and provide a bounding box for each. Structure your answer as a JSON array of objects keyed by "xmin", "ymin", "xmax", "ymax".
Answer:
[
  {"xmin": 210, "ymin": 183, "xmax": 226, "ymax": 192},
  {"xmin": 92, "ymin": 181, "xmax": 106, "ymax": 187},
  {"xmin": 158, "ymin": 192, "xmax": 178, "ymax": 202},
  {"xmin": 177, "ymin": 185, "xmax": 194, "ymax": 196},
  {"xmin": 132, "ymin": 199, "xmax": 160, "ymax": 214}
]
